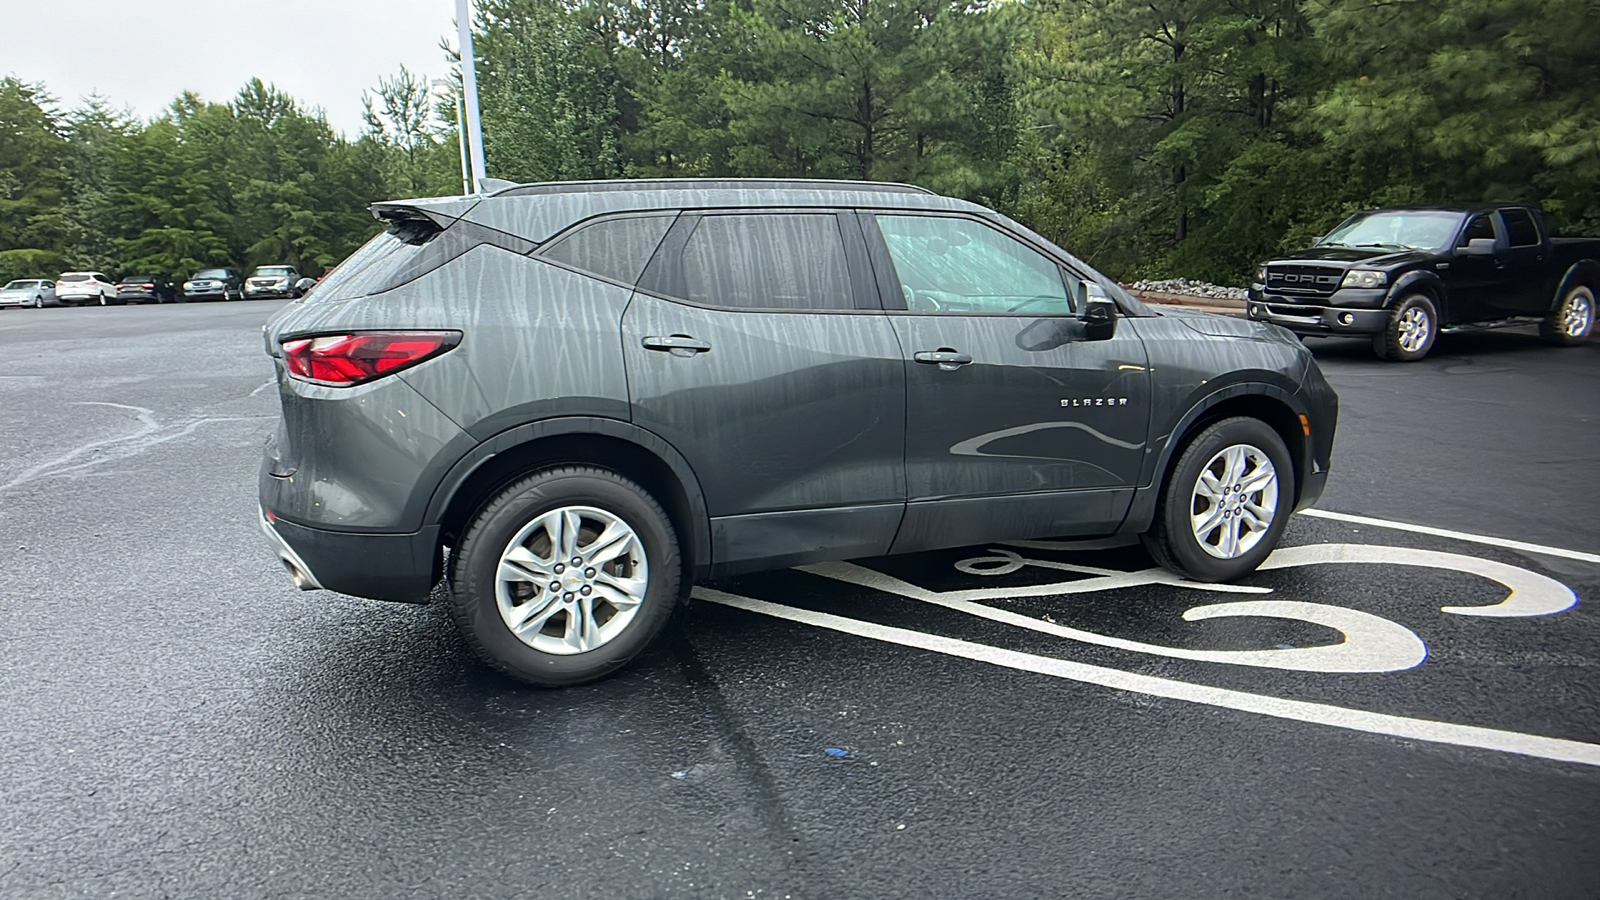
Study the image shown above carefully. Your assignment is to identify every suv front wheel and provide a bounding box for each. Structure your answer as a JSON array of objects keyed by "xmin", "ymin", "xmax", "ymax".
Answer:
[
  {"xmin": 1142, "ymin": 417, "xmax": 1295, "ymax": 583},
  {"xmin": 449, "ymin": 466, "xmax": 681, "ymax": 687}
]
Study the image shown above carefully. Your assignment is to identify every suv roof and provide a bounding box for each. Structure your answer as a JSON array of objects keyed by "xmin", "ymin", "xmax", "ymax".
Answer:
[
  {"xmin": 377, "ymin": 179, "xmax": 991, "ymax": 246},
  {"xmin": 492, "ymin": 178, "xmax": 935, "ymax": 198}
]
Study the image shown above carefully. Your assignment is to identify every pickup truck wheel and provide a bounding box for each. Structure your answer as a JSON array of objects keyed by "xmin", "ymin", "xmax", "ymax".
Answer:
[
  {"xmin": 1142, "ymin": 417, "xmax": 1295, "ymax": 583},
  {"xmin": 1375, "ymin": 294, "xmax": 1437, "ymax": 361},
  {"xmin": 448, "ymin": 466, "xmax": 681, "ymax": 687},
  {"xmin": 1539, "ymin": 285, "xmax": 1594, "ymax": 346}
]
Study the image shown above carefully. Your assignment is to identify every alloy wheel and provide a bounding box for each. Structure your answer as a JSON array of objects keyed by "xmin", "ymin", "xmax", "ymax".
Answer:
[
  {"xmin": 1397, "ymin": 305, "xmax": 1431, "ymax": 353},
  {"xmin": 1190, "ymin": 444, "xmax": 1279, "ymax": 560},
  {"xmin": 494, "ymin": 505, "xmax": 649, "ymax": 655},
  {"xmin": 1564, "ymin": 289, "xmax": 1594, "ymax": 337}
]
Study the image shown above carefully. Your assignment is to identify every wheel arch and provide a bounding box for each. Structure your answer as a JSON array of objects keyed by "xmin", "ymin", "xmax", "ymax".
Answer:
[
  {"xmin": 1123, "ymin": 384, "xmax": 1310, "ymax": 535},
  {"xmin": 424, "ymin": 417, "xmax": 711, "ymax": 589},
  {"xmin": 1553, "ymin": 259, "xmax": 1600, "ymax": 311},
  {"xmin": 1390, "ymin": 271, "xmax": 1447, "ymax": 321}
]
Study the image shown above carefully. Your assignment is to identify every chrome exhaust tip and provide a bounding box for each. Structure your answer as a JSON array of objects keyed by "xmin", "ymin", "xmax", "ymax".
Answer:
[{"xmin": 260, "ymin": 507, "xmax": 325, "ymax": 592}]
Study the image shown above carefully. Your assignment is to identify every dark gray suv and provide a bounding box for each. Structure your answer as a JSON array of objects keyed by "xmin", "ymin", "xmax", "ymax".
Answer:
[{"xmin": 259, "ymin": 179, "xmax": 1338, "ymax": 686}]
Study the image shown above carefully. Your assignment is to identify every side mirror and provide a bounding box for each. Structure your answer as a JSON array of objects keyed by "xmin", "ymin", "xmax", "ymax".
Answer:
[
  {"xmin": 1459, "ymin": 238, "xmax": 1496, "ymax": 256},
  {"xmin": 295, "ymin": 277, "xmax": 316, "ymax": 292},
  {"xmin": 1081, "ymin": 297, "xmax": 1118, "ymax": 341}
]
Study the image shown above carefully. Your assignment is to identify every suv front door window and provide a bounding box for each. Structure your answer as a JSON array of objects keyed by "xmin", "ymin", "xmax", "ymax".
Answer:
[{"xmin": 867, "ymin": 212, "xmax": 1149, "ymax": 552}]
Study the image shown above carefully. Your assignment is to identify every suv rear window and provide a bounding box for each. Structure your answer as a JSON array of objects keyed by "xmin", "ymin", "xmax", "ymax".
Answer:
[
  {"xmin": 1500, "ymin": 209, "xmax": 1540, "ymax": 247},
  {"xmin": 313, "ymin": 221, "xmax": 535, "ymax": 299},
  {"xmin": 674, "ymin": 213, "xmax": 853, "ymax": 311},
  {"xmin": 59, "ymin": 274, "xmax": 91, "ymax": 282}
]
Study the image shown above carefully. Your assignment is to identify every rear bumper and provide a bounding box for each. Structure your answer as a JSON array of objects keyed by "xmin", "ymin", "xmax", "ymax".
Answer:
[{"xmin": 260, "ymin": 507, "xmax": 439, "ymax": 604}]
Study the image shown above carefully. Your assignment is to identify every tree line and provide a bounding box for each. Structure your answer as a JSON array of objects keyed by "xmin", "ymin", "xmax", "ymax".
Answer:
[{"xmin": 3, "ymin": 0, "xmax": 1596, "ymax": 287}]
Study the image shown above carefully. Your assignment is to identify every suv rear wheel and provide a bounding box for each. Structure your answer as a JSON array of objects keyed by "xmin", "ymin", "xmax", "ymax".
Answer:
[
  {"xmin": 1142, "ymin": 417, "xmax": 1295, "ymax": 582},
  {"xmin": 448, "ymin": 466, "xmax": 681, "ymax": 687},
  {"xmin": 1540, "ymin": 284, "xmax": 1595, "ymax": 346}
]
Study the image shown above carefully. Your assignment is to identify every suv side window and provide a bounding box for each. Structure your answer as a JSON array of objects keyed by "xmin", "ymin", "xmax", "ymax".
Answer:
[
  {"xmin": 540, "ymin": 215, "xmax": 673, "ymax": 285},
  {"xmin": 1500, "ymin": 208, "xmax": 1540, "ymax": 247},
  {"xmin": 673, "ymin": 213, "xmax": 854, "ymax": 311},
  {"xmin": 1457, "ymin": 214, "xmax": 1496, "ymax": 247},
  {"xmin": 873, "ymin": 214, "xmax": 1075, "ymax": 315}
]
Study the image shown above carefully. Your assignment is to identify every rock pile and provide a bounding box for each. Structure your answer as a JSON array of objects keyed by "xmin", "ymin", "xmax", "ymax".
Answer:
[{"xmin": 1127, "ymin": 278, "xmax": 1250, "ymax": 301}]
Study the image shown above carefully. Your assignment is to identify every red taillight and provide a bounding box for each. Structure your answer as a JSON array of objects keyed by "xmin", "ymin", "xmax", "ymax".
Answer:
[
  {"xmin": 141, "ymin": 283, "xmax": 155, "ymax": 289},
  {"xmin": 281, "ymin": 331, "xmax": 460, "ymax": 386}
]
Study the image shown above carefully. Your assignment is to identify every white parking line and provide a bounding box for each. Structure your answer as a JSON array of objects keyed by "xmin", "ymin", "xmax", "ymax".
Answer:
[
  {"xmin": 1302, "ymin": 509, "xmax": 1600, "ymax": 565},
  {"xmin": 695, "ymin": 588, "xmax": 1600, "ymax": 768}
]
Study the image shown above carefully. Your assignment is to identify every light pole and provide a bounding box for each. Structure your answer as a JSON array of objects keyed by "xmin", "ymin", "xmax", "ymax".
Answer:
[
  {"xmin": 455, "ymin": 0, "xmax": 488, "ymax": 191},
  {"xmin": 432, "ymin": 78, "xmax": 472, "ymax": 196}
]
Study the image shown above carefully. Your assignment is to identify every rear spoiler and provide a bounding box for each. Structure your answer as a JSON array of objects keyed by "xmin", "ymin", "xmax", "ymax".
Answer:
[{"xmin": 369, "ymin": 195, "xmax": 483, "ymax": 245}]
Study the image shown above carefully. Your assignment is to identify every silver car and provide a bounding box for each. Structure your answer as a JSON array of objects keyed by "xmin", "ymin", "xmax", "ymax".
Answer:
[{"xmin": 0, "ymin": 279, "xmax": 57, "ymax": 309}]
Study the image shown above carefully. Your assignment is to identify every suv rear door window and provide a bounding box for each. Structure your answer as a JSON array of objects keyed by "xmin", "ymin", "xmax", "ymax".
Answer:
[
  {"xmin": 1499, "ymin": 208, "xmax": 1540, "ymax": 246},
  {"xmin": 874, "ymin": 214, "xmax": 1074, "ymax": 315},
  {"xmin": 540, "ymin": 215, "xmax": 673, "ymax": 285},
  {"xmin": 675, "ymin": 213, "xmax": 854, "ymax": 311}
]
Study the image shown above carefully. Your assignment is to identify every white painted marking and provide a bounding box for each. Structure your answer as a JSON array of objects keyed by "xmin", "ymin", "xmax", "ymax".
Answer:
[
  {"xmin": 1261, "ymin": 543, "xmax": 1577, "ymax": 617},
  {"xmin": 1303, "ymin": 508, "xmax": 1600, "ymax": 566},
  {"xmin": 695, "ymin": 588, "xmax": 1600, "ymax": 768},
  {"xmin": 801, "ymin": 559, "xmax": 1426, "ymax": 673}
]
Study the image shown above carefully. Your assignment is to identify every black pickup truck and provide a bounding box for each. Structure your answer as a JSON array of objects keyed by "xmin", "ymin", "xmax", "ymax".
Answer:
[{"xmin": 1248, "ymin": 205, "xmax": 1599, "ymax": 360}]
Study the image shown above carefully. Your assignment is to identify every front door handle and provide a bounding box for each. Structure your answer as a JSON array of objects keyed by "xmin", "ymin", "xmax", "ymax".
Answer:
[
  {"xmin": 914, "ymin": 349, "xmax": 973, "ymax": 371},
  {"xmin": 642, "ymin": 335, "xmax": 711, "ymax": 356}
]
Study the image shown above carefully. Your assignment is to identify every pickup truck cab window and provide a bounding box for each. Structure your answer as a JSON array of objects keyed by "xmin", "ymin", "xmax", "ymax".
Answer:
[
  {"xmin": 1500, "ymin": 208, "xmax": 1540, "ymax": 246},
  {"xmin": 1457, "ymin": 213, "xmax": 1497, "ymax": 247},
  {"xmin": 874, "ymin": 214, "xmax": 1076, "ymax": 316}
]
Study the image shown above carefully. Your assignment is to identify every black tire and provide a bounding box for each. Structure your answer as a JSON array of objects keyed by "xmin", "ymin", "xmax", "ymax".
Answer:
[
  {"xmin": 33, "ymin": 295, "xmax": 43, "ymax": 309},
  {"xmin": 449, "ymin": 466, "xmax": 682, "ymax": 687},
  {"xmin": 1141, "ymin": 416, "xmax": 1296, "ymax": 583},
  {"xmin": 1374, "ymin": 294, "xmax": 1437, "ymax": 361},
  {"xmin": 1539, "ymin": 284, "xmax": 1595, "ymax": 347}
]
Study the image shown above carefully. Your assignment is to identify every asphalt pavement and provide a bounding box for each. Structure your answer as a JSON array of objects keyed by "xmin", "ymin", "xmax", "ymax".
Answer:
[{"xmin": 1, "ymin": 301, "xmax": 1597, "ymax": 898}]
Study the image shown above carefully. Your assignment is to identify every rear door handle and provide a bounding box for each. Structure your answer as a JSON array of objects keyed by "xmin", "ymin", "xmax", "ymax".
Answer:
[
  {"xmin": 642, "ymin": 335, "xmax": 711, "ymax": 355},
  {"xmin": 914, "ymin": 349, "xmax": 973, "ymax": 371}
]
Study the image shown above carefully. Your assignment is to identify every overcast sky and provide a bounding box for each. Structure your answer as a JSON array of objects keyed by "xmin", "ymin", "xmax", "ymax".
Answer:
[{"xmin": 5, "ymin": 0, "xmax": 459, "ymax": 136}]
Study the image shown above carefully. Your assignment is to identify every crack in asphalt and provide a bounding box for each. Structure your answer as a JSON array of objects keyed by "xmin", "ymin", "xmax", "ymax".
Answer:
[{"xmin": 0, "ymin": 401, "xmax": 271, "ymax": 494}]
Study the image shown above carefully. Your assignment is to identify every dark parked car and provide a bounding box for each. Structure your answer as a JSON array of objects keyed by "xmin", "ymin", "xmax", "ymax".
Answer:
[
  {"xmin": 183, "ymin": 267, "xmax": 243, "ymax": 301},
  {"xmin": 1248, "ymin": 205, "xmax": 1599, "ymax": 360},
  {"xmin": 0, "ymin": 279, "xmax": 57, "ymax": 308},
  {"xmin": 260, "ymin": 178, "xmax": 1338, "ymax": 686},
  {"xmin": 115, "ymin": 275, "xmax": 177, "ymax": 304},
  {"xmin": 244, "ymin": 265, "xmax": 305, "ymax": 300}
]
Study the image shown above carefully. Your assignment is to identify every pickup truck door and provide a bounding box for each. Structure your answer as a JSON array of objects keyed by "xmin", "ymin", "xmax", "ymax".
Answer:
[
  {"xmin": 1495, "ymin": 208, "xmax": 1549, "ymax": 315},
  {"xmin": 1441, "ymin": 212, "xmax": 1503, "ymax": 323}
]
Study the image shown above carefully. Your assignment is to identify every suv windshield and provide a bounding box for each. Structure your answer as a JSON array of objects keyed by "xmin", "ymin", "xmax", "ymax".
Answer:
[
  {"xmin": 1318, "ymin": 211, "xmax": 1464, "ymax": 251},
  {"xmin": 193, "ymin": 269, "xmax": 228, "ymax": 279},
  {"xmin": 252, "ymin": 266, "xmax": 294, "ymax": 277}
]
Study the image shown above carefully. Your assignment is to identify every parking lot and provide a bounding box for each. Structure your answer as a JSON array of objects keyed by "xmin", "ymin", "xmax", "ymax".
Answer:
[{"xmin": 2, "ymin": 301, "xmax": 1597, "ymax": 897}]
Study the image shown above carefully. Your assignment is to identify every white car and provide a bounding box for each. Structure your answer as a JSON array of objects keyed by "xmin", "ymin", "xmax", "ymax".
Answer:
[
  {"xmin": 55, "ymin": 272, "xmax": 120, "ymax": 306},
  {"xmin": 0, "ymin": 279, "xmax": 57, "ymax": 309}
]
